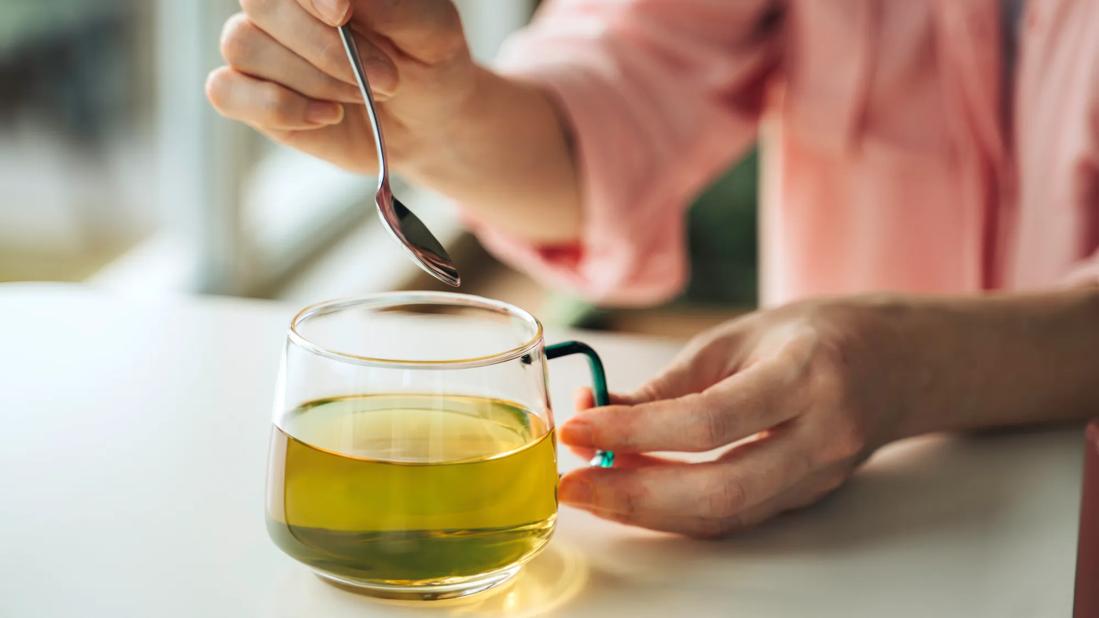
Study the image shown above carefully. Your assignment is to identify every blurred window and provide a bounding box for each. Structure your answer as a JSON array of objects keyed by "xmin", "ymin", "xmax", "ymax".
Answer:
[
  {"xmin": 0, "ymin": 0, "xmax": 154, "ymax": 282},
  {"xmin": 1, "ymin": 0, "xmax": 536, "ymax": 296}
]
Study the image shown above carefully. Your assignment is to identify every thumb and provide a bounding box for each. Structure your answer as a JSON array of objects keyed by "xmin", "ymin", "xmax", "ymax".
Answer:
[
  {"xmin": 624, "ymin": 331, "xmax": 739, "ymax": 405},
  {"xmin": 572, "ymin": 388, "xmax": 641, "ymax": 413},
  {"xmin": 300, "ymin": 0, "xmax": 352, "ymax": 26},
  {"xmin": 569, "ymin": 331, "xmax": 738, "ymax": 416},
  {"xmin": 563, "ymin": 328, "xmax": 741, "ymax": 444},
  {"xmin": 350, "ymin": 0, "xmax": 466, "ymax": 64}
]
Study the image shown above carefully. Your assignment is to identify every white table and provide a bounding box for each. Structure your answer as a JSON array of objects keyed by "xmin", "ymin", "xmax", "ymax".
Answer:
[{"xmin": 0, "ymin": 285, "xmax": 1083, "ymax": 617}]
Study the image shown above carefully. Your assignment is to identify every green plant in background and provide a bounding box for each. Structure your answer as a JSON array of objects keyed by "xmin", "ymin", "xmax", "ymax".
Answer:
[{"xmin": 683, "ymin": 148, "xmax": 759, "ymax": 307}]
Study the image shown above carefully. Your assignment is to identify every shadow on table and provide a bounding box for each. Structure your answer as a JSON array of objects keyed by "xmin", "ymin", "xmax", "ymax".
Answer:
[
  {"xmin": 563, "ymin": 429, "xmax": 1072, "ymax": 612},
  {"xmin": 607, "ymin": 432, "xmax": 1028, "ymax": 559}
]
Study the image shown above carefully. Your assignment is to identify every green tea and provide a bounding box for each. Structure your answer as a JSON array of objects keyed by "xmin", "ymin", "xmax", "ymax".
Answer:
[{"xmin": 266, "ymin": 394, "xmax": 558, "ymax": 586}]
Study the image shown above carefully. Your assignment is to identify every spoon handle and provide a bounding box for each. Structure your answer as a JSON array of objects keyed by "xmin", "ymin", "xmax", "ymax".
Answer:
[{"xmin": 337, "ymin": 25, "xmax": 388, "ymax": 184}]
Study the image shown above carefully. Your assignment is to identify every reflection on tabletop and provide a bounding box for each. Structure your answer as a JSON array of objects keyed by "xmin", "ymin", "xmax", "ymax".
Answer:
[{"xmin": 282, "ymin": 541, "xmax": 588, "ymax": 618}]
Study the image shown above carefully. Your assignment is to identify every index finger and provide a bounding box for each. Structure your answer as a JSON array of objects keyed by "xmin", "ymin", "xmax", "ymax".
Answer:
[
  {"xmin": 558, "ymin": 432, "xmax": 814, "ymax": 536},
  {"xmin": 560, "ymin": 358, "xmax": 801, "ymax": 453}
]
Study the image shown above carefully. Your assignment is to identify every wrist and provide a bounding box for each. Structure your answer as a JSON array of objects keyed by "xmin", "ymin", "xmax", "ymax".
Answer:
[
  {"xmin": 842, "ymin": 294, "xmax": 968, "ymax": 442},
  {"xmin": 394, "ymin": 64, "xmax": 583, "ymax": 242},
  {"xmin": 888, "ymin": 298, "xmax": 971, "ymax": 440},
  {"xmin": 869, "ymin": 286, "xmax": 1099, "ymax": 440},
  {"xmin": 396, "ymin": 65, "xmax": 511, "ymax": 181}
]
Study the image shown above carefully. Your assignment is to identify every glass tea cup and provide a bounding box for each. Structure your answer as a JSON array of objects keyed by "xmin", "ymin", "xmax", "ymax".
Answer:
[{"xmin": 266, "ymin": 292, "xmax": 612, "ymax": 600}]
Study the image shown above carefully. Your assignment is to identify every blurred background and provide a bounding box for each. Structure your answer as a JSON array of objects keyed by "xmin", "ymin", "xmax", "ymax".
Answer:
[{"xmin": 0, "ymin": 0, "xmax": 759, "ymax": 337}]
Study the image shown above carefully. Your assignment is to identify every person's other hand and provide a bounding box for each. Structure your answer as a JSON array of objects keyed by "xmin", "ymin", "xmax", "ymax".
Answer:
[
  {"xmin": 206, "ymin": 0, "xmax": 479, "ymax": 174},
  {"xmin": 559, "ymin": 297, "xmax": 922, "ymax": 537}
]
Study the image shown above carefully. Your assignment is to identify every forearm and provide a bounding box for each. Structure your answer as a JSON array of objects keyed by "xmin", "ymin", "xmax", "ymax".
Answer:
[
  {"xmin": 889, "ymin": 285, "xmax": 1099, "ymax": 438},
  {"xmin": 398, "ymin": 67, "xmax": 583, "ymax": 244}
]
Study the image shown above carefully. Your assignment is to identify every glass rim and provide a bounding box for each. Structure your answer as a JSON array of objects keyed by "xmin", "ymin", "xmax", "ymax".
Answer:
[{"xmin": 288, "ymin": 291, "xmax": 545, "ymax": 369}]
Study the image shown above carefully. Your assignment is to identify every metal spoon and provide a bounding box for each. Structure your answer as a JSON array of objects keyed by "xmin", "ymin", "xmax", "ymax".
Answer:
[{"xmin": 337, "ymin": 25, "xmax": 461, "ymax": 287}]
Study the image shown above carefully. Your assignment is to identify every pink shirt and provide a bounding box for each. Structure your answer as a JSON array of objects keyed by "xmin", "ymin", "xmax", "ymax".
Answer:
[{"xmin": 469, "ymin": 0, "xmax": 1099, "ymax": 306}]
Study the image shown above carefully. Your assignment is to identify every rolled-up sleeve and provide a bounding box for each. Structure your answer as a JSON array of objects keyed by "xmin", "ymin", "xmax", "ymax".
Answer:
[{"xmin": 467, "ymin": 0, "xmax": 783, "ymax": 305}]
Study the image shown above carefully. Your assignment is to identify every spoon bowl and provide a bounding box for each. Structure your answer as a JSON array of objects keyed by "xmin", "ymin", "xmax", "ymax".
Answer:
[{"xmin": 378, "ymin": 190, "xmax": 461, "ymax": 287}]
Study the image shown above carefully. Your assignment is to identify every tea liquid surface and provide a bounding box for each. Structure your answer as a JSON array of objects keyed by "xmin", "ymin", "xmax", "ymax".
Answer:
[{"xmin": 267, "ymin": 394, "xmax": 557, "ymax": 585}]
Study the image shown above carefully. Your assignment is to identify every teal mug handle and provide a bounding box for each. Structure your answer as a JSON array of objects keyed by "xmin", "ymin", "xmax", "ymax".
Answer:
[{"xmin": 545, "ymin": 341, "xmax": 615, "ymax": 469}]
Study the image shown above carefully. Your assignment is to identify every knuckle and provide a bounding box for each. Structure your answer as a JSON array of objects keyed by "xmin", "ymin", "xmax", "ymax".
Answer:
[
  {"xmin": 636, "ymin": 378, "xmax": 669, "ymax": 402},
  {"xmin": 820, "ymin": 420, "xmax": 868, "ymax": 462},
  {"xmin": 609, "ymin": 480, "xmax": 645, "ymax": 516},
  {"xmin": 418, "ymin": 5, "xmax": 468, "ymax": 62},
  {"xmin": 705, "ymin": 476, "xmax": 749, "ymax": 518},
  {"xmin": 795, "ymin": 448, "xmax": 818, "ymax": 478},
  {"xmin": 687, "ymin": 325, "xmax": 736, "ymax": 366},
  {"xmin": 220, "ymin": 14, "xmax": 256, "ymax": 66},
  {"xmin": 599, "ymin": 408, "xmax": 637, "ymax": 451},
  {"xmin": 438, "ymin": 18, "xmax": 465, "ymax": 52},
  {"xmin": 257, "ymin": 84, "xmax": 293, "ymax": 123},
  {"xmin": 689, "ymin": 398, "xmax": 731, "ymax": 450},
  {"xmin": 807, "ymin": 350, "xmax": 849, "ymax": 405}
]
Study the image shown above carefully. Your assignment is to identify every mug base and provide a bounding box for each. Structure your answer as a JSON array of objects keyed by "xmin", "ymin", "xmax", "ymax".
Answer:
[{"xmin": 312, "ymin": 564, "xmax": 521, "ymax": 601}]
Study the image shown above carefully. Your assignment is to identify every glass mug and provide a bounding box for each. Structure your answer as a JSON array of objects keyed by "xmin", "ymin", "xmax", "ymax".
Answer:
[{"xmin": 266, "ymin": 292, "xmax": 613, "ymax": 600}]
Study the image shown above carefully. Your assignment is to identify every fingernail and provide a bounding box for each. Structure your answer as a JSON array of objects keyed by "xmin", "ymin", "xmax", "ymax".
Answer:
[
  {"xmin": 364, "ymin": 57, "xmax": 398, "ymax": 94},
  {"xmin": 559, "ymin": 476, "xmax": 592, "ymax": 506},
  {"xmin": 560, "ymin": 417, "xmax": 594, "ymax": 447},
  {"xmin": 312, "ymin": 0, "xmax": 349, "ymax": 25},
  {"xmin": 305, "ymin": 102, "xmax": 343, "ymax": 125}
]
